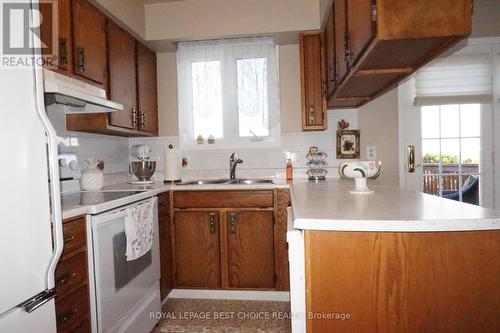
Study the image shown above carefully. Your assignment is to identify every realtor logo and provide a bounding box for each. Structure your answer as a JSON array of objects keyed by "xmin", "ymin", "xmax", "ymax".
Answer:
[{"xmin": 1, "ymin": 0, "xmax": 58, "ymax": 68}]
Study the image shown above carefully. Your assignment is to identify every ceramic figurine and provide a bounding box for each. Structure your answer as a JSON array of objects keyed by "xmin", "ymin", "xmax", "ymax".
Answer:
[
  {"xmin": 339, "ymin": 161, "xmax": 382, "ymax": 194},
  {"xmin": 81, "ymin": 157, "xmax": 104, "ymax": 190}
]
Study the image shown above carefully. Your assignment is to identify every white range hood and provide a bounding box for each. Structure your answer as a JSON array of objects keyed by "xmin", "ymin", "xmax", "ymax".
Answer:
[{"xmin": 43, "ymin": 69, "xmax": 123, "ymax": 113}]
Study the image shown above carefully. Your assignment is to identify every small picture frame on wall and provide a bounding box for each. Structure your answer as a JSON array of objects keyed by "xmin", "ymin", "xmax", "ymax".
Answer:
[{"xmin": 336, "ymin": 130, "xmax": 360, "ymax": 159}]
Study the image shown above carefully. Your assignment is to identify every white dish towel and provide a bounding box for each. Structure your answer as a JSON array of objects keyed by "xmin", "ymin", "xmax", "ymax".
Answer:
[{"xmin": 124, "ymin": 199, "xmax": 154, "ymax": 261}]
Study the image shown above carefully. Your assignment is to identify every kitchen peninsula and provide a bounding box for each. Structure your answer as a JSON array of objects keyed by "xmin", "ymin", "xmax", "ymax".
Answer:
[
  {"xmin": 289, "ymin": 180, "xmax": 500, "ymax": 333},
  {"xmin": 58, "ymin": 178, "xmax": 500, "ymax": 333}
]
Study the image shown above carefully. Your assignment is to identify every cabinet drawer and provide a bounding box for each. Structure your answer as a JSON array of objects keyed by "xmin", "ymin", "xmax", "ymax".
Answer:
[
  {"xmin": 174, "ymin": 190, "xmax": 274, "ymax": 208},
  {"xmin": 55, "ymin": 251, "xmax": 88, "ymax": 297},
  {"xmin": 56, "ymin": 286, "xmax": 89, "ymax": 332},
  {"xmin": 62, "ymin": 217, "xmax": 86, "ymax": 257}
]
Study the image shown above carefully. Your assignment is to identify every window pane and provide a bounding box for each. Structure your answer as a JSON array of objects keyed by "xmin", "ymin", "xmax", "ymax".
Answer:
[
  {"xmin": 461, "ymin": 138, "xmax": 480, "ymax": 167},
  {"xmin": 192, "ymin": 61, "xmax": 223, "ymax": 138},
  {"xmin": 440, "ymin": 104, "xmax": 459, "ymax": 138},
  {"xmin": 461, "ymin": 175, "xmax": 480, "ymax": 205},
  {"xmin": 422, "ymin": 139, "xmax": 440, "ymax": 165},
  {"xmin": 440, "ymin": 138, "xmax": 460, "ymax": 174},
  {"xmin": 460, "ymin": 104, "xmax": 480, "ymax": 137},
  {"xmin": 442, "ymin": 174, "xmax": 460, "ymax": 199},
  {"xmin": 237, "ymin": 58, "xmax": 269, "ymax": 137},
  {"xmin": 423, "ymin": 174, "xmax": 440, "ymax": 196},
  {"xmin": 421, "ymin": 106, "xmax": 440, "ymax": 139}
]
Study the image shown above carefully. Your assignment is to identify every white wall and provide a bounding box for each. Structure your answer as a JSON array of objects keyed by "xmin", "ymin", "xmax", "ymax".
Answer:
[
  {"xmin": 145, "ymin": 0, "xmax": 321, "ymax": 41},
  {"xmin": 92, "ymin": 0, "xmax": 146, "ymax": 39},
  {"xmin": 358, "ymin": 89, "xmax": 400, "ymax": 186},
  {"xmin": 157, "ymin": 52, "xmax": 179, "ymax": 136}
]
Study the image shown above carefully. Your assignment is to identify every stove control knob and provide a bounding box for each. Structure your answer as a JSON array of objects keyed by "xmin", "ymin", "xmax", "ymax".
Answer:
[
  {"xmin": 59, "ymin": 159, "xmax": 67, "ymax": 167},
  {"xmin": 69, "ymin": 160, "xmax": 79, "ymax": 170}
]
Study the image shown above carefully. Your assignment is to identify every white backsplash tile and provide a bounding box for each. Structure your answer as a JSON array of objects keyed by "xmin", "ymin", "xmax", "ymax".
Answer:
[{"xmin": 47, "ymin": 105, "xmax": 130, "ymax": 182}]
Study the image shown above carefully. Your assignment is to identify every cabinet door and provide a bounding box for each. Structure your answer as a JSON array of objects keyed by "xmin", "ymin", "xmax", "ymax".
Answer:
[
  {"xmin": 334, "ymin": 0, "xmax": 348, "ymax": 84},
  {"xmin": 173, "ymin": 211, "xmax": 220, "ymax": 288},
  {"xmin": 346, "ymin": 0, "xmax": 376, "ymax": 67},
  {"xmin": 325, "ymin": 8, "xmax": 336, "ymax": 97},
  {"xmin": 227, "ymin": 211, "xmax": 275, "ymax": 289},
  {"xmin": 106, "ymin": 20, "xmax": 137, "ymax": 129},
  {"xmin": 72, "ymin": 0, "xmax": 106, "ymax": 84},
  {"xmin": 136, "ymin": 42, "xmax": 159, "ymax": 134},
  {"xmin": 158, "ymin": 197, "xmax": 172, "ymax": 300},
  {"xmin": 300, "ymin": 32, "xmax": 327, "ymax": 131},
  {"xmin": 39, "ymin": 0, "xmax": 72, "ymax": 72}
]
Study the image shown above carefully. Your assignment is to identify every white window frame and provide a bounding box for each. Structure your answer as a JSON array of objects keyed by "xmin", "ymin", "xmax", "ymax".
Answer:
[{"xmin": 177, "ymin": 38, "xmax": 281, "ymax": 150}]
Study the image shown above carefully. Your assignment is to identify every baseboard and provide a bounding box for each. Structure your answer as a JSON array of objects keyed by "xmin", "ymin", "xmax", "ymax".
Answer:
[{"xmin": 166, "ymin": 289, "xmax": 290, "ymax": 302}]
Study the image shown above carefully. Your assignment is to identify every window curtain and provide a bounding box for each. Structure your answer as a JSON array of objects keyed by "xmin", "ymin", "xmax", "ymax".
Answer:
[
  {"xmin": 414, "ymin": 46, "xmax": 493, "ymax": 106},
  {"xmin": 177, "ymin": 37, "xmax": 280, "ymax": 146}
]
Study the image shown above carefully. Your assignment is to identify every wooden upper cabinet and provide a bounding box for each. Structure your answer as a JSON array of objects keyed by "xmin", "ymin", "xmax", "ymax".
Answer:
[
  {"xmin": 325, "ymin": 9, "xmax": 336, "ymax": 97},
  {"xmin": 39, "ymin": 0, "xmax": 73, "ymax": 73},
  {"xmin": 300, "ymin": 32, "xmax": 327, "ymax": 131},
  {"xmin": 72, "ymin": 0, "xmax": 106, "ymax": 85},
  {"xmin": 325, "ymin": 0, "xmax": 472, "ymax": 109},
  {"xmin": 334, "ymin": 0, "xmax": 348, "ymax": 85},
  {"xmin": 226, "ymin": 211, "xmax": 275, "ymax": 289},
  {"xmin": 106, "ymin": 20, "xmax": 137, "ymax": 130},
  {"xmin": 346, "ymin": 0, "xmax": 376, "ymax": 67},
  {"xmin": 173, "ymin": 211, "xmax": 221, "ymax": 289},
  {"xmin": 136, "ymin": 42, "xmax": 159, "ymax": 134}
]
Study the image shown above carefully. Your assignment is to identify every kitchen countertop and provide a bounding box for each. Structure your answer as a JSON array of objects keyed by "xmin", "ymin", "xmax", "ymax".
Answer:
[
  {"xmin": 61, "ymin": 178, "xmax": 500, "ymax": 232},
  {"xmin": 61, "ymin": 179, "xmax": 292, "ymax": 219},
  {"xmin": 290, "ymin": 180, "xmax": 500, "ymax": 232}
]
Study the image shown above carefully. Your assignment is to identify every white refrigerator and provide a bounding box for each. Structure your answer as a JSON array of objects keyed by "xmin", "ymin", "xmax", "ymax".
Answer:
[{"xmin": 0, "ymin": 0, "xmax": 64, "ymax": 332}]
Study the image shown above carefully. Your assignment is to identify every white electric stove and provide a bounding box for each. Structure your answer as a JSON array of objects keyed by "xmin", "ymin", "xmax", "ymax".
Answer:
[{"xmin": 58, "ymin": 153, "xmax": 161, "ymax": 333}]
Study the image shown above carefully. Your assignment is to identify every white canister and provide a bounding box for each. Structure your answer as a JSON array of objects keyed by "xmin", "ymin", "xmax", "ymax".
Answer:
[{"xmin": 81, "ymin": 157, "xmax": 104, "ymax": 190}]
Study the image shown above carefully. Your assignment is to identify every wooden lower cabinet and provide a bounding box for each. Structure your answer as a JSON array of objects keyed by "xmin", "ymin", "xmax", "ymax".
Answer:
[
  {"xmin": 226, "ymin": 211, "xmax": 275, "ymax": 289},
  {"xmin": 55, "ymin": 215, "xmax": 91, "ymax": 333},
  {"xmin": 304, "ymin": 230, "xmax": 500, "ymax": 333},
  {"xmin": 171, "ymin": 190, "xmax": 290, "ymax": 291},
  {"xmin": 173, "ymin": 211, "xmax": 221, "ymax": 288},
  {"xmin": 158, "ymin": 193, "xmax": 173, "ymax": 299}
]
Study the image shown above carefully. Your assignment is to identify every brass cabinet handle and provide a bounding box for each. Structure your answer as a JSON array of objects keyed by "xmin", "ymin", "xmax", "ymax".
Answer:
[
  {"xmin": 334, "ymin": 60, "xmax": 340, "ymax": 83},
  {"xmin": 63, "ymin": 235, "xmax": 74, "ymax": 244},
  {"xmin": 76, "ymin": 47, "xmax": 85, "ymax": 73},
  {"xmin": 230, "ymin": 213, "xmax": 238, "ymax": 234},
  {"xmin": 60, "ymin": 306, "xmax": 78, "ymax": 323},
  {"xmin": 132, "ymin": 108, "xmax": 138, "ymax": 128},
  {"xmin": 344, "ymin": 32, "xmax": 353, "ymax": 67},
  {"xmin": 139, "ymin": 111, "xmax": 146, "ymax": 128},
  {"xmin": 59, "ymin": 38, "xmax": 68, "ymax": 66},
  {"xmin": 308, "ymin": 105, "xmax": 315, "ymax": 126},
  {"xmin": 209, "ymin": 213, "xmax": 217, "ymax": 233},
  {"xmin": 56, "ymin": 272, "xmax": 77, "ymax": 285}
]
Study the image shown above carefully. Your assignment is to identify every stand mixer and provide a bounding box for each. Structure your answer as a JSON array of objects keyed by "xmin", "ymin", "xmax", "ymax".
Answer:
[{"xmin": 128, "ymin": 145, "xmax": 156, "ymax": 185}]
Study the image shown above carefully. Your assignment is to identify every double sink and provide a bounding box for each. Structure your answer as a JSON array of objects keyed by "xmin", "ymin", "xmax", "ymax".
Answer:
[
  {"xmin": 177, "ymin": 178, "xmax": 274, "ymax": 186},
  {"xmin": 177, "ymin": 153, "xmax": 274, "ymax": 186}
]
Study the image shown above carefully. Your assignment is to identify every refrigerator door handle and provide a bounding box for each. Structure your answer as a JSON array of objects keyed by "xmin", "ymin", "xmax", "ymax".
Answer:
[
  {"xmin": 30, "ymin": 2, "xmax": 64, "ymax": 290},
  {"xmin": 22, "ymin": 289, "xmax": 57, "ymax": 313}
]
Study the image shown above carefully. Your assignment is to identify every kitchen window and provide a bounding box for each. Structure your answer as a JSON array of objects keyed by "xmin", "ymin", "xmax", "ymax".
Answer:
[{"xmin": 177, "ymin": 37, "xmax": 281, "ymax": 149}]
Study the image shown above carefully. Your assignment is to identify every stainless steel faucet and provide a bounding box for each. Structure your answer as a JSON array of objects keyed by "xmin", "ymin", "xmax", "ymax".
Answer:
[{"xmin": 229, "ymin": 153, "xmax": 243, "ymax": 180}]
